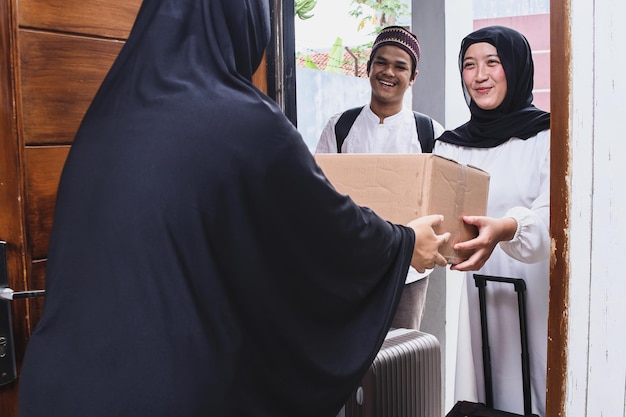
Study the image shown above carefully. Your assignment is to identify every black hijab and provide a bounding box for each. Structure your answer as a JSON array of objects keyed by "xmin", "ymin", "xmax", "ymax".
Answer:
[
  {"xmin": 18, "ymin": 1, "xmax": 412, "ymax": 416},
  {"xmin": 438, "ymin": 25, "xmax": 550, "ymax": 148}
]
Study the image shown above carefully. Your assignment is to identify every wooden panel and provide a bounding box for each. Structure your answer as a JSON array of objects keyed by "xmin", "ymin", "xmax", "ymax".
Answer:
[
  {"xmin": 0, "ymin": 0, "xmax": 29, "ymax": 414},
  {"xmin": 24, "ymin": 146, "xmax": 70, "ymax": 259},
  {"xmin": 20, "ymin": 30, "xmax": 123, "ymax": 145},
  {"xmin": 19, "ymin": 0, "xmax": 142, "ymax": 39}
]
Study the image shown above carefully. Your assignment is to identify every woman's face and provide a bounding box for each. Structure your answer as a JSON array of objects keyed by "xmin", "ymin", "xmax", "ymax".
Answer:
[{"xmin": 462, "ymin": 42, "xmax": 507, "ymax": 110}]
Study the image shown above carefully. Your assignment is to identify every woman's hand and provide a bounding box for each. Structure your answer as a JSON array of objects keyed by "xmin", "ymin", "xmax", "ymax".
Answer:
[
  {"xmin": 450, "ymin": 215, "xmax": 517, "ymax": 271},
  {"xmin": 407, "ymin": 215, "xmax": 450, "ymax": 273}
]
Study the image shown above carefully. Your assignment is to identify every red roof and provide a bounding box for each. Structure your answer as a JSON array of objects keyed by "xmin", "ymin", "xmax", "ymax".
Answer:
[{"xmin": 296, "ymin": 48, "xmax": 370, "ymax": 78}]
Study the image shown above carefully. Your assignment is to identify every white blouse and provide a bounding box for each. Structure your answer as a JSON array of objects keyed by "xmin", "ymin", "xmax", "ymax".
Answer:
[{"xmin": 435, "ymin": 130, "xmax": 551, "ymax": 417}]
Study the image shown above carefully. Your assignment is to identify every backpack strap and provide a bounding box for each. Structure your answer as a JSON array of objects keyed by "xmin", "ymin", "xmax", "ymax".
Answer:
[
  {"xmin": 334, "ymin": 106, "xmax": 364, "ymax": 153},
  {"xmin": 413, "ymin": 111, "xmax": 435, "ymax": 153},
  {"xmin": 334, "ymin": 106, "xmax": 435, "ymax": 154}
]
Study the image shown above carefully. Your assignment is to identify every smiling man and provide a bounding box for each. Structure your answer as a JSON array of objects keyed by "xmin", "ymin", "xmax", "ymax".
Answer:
[{"xmin": 315, "ymin": 26, "xmax": 445, "ymax": 331}]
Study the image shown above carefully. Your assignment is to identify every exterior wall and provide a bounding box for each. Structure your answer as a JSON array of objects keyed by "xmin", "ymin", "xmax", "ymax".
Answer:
[
  {"xmin": 473, "ymin": 0, "xmax": 549, "ymax": 18},
  {"xmin": 565, "ymin": 0, "xmax": 626, "ymax": 415},
  {"xmin": 474, "ymin": 14, "xmax": 550, "ymax": 112},
  {"xmin": 295, "ymin": 67, "xmax": 369, "ymax": 152}
]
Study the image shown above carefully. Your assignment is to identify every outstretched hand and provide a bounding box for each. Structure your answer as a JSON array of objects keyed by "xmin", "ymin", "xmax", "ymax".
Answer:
[
  {"xmin": 450, "ymin": 215, "xmax": 517, "ymax": 271},
  {"xmin": 407, "ymin": 215, "xmax": 450, "ymax": 273}
]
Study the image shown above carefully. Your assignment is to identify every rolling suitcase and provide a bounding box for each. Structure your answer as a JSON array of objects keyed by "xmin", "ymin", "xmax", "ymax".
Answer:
[
  {"xmin": 446, "ymin": 274, "xmax": 539, "ymax": 417},
  {"xmin": 337, "ymin": 328, "xmax": 442, "ymax": 417}
]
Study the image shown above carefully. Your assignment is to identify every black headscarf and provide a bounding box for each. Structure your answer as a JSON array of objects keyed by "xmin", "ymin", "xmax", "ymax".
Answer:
[
  {"xmin": 18, "ymin": 1, "xmax": 413, "ymax": 416},
  {"xmin": 438, "ymin": 25, "xmax": 550, "ymax": 148}
]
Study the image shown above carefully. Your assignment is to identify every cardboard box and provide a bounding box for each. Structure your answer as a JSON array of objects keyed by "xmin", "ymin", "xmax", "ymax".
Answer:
[{"xmin": 314, "ymin": 154, "xmax": 490, "ymax": 264}]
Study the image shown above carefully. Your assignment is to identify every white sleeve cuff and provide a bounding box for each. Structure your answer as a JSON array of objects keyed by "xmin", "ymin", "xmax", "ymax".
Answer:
[{"xmin": 499, "ymin": 206, "xmax": 550, "ymax": 263}]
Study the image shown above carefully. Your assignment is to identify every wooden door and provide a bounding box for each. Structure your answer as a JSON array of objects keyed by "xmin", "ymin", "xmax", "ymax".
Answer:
[{"xmin": 0, "ymin": 1, "xmax": 268, "ymax": 415}]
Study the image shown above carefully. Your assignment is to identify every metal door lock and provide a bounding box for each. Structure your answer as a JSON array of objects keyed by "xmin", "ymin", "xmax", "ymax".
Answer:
[
  {"xmin": 0, "ymin": 336, "xmax": 7, "ymax": 358},
  {"xmin": 0, "ymin": 241, "xmax": 45, "ymax": 385}
]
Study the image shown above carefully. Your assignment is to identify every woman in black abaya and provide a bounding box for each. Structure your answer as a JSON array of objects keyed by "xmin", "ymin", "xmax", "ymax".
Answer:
[{"xmin": 18, "ymin": 1, "xmax": 448, "ymax": 416}]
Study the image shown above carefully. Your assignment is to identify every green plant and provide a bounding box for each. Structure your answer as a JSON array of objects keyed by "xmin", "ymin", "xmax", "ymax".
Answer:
[
  {"xmin": 302, "ymin": 56, "xmax": 320, "ymax": 70},
  {"xmin": 295, "ymin": 0, "xmax": 317, "ymax": 20},
  {"xmin": 325, "ymin": 37, "xmax": 346, "ymax": 74},
  {"xmin": 349, "ymin": 0, "xmax": 410, "ymax": 32}
]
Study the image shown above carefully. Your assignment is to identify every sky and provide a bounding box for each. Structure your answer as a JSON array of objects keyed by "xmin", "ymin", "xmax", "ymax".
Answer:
[{"xmin": 294, "ymin": 0, "xmax": 377, "ymax": 53}]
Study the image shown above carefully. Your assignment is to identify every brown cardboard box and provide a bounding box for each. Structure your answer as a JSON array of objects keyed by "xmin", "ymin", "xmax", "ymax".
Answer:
[{"xmin": 314, "ymin": 153, "xmax": 490, "ymax": 265}]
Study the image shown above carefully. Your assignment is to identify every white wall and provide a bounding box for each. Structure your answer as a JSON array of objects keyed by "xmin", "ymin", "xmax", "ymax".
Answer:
[
  {"xmin": 566, "ymin": 0, "xmax": 626, "ymax": 415},
  {"xmin": 443, "ymin": 2, "xmax": 473, "ymax": 131},
  {"xmin": 295, "ymin": 68, "xmax": 371, "ymax": 152}
]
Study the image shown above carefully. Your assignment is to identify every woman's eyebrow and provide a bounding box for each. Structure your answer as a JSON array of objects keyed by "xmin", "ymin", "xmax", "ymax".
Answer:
[{"xmin": 463, "ymin": 53, "xmax": 499, "ymax": 61}]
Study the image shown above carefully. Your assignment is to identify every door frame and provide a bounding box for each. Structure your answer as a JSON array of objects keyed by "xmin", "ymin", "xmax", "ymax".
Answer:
[
  {"xmin": 1, "ymin": 0, "xmax": 570, "ymax": 415},
  {"xmin": 546, "ymin": 0, "xmax": 569, "ymax": 415},
  {"xmin": 267, "ymin": 0, "xmax": 297, "ymax": 126}
]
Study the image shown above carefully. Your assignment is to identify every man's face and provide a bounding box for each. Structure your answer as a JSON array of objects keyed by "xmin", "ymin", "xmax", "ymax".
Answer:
[{"xmin": 368, "ymin": 45, "xmax": 417, "ymax": 108}]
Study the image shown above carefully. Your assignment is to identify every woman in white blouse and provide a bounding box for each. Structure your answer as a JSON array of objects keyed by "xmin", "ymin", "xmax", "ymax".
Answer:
[{"xmin": 435, "ymin": 26, "xmax": 550, "ymax": 417}]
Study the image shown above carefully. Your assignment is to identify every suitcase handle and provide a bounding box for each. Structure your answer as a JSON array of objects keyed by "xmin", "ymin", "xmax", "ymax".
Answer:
[{"xmin": 473, "ymin": 274, "xmax": 533, "ymax": 416}]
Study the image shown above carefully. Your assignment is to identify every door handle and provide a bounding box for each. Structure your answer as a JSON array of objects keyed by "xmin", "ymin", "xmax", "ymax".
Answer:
[
  {"xmin": 0, "ymin": 288, "xmax": 46, "ymax": 301},
  {"xmin": 0, "ymin": 241, "xmax": 45, "ymax": 386}
]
